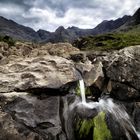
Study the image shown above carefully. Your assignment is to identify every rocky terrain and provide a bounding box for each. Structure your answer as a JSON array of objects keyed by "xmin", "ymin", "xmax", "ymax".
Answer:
[{"xmin": 0, "ymin": 41, "xmax": 139, "ymax": 140}]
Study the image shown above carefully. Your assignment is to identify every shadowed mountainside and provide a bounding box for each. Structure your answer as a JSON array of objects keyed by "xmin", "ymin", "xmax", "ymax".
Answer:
[{"xmin": 1, "ymin": 8, "xmax": 140, "ymax": 43}]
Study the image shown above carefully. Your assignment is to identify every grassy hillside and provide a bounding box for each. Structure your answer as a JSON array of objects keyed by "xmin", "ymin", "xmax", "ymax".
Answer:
[{"xmin": 73, "ymin": 25, "xmax": 140, "ymax": 51}]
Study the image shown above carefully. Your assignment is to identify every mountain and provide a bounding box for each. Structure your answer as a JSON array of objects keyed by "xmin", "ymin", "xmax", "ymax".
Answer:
[
  {"xmin": 0, "ymin": 7, "xmax": 140, "ymax": 43},
  {"xmin": 38, "ymin": 26, "xmax": 93, "ymax": 43},
  {"xmin": 92, "ymin": 15, "xmax": 131, "ymax": 34},
  {"xmin": 0, "ymin": 16, "xmax": 41, "ymax": 41},
  {"xmin": 116, "ymin": 8, "xmax": 140, "ymax": 32},
  {"xmin": 37, "ymin": 15, "xmax": 131, "ymax": 43},
  {"xmin": 73, "ymin": 8, "xmax": 140, "ymax": 51}
]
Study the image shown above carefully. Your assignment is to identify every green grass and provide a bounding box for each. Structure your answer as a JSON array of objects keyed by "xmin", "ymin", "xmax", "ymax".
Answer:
[{"xmin": 73, "ymin": 25, "xmax": 140, "ymax": 51}]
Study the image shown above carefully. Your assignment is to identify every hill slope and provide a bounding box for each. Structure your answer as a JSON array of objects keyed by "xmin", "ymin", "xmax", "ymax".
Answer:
[{"xmin": 0, "ymin": 16, "xmax": 41, "ymax": 41}]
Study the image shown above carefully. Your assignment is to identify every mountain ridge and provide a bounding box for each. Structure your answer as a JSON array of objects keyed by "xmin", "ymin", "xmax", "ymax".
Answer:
[{"xmin": 0, "ymin": 8, "xmax": 139, "ymax": 43}]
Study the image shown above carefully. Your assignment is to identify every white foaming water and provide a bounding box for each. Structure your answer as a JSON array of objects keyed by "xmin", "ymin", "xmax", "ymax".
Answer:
[
  {"xmin": 79, "ymin": 79, "xmax": 86, "ymax": 104},
  {"xmin": 137, "ymin": 132, "xmax": 140, "ymax": 139},
  {"xmin": 78, "ymin": 79, "xmax": 139, "ymax": 140},
  {"xmin": 79, "ymin": 79, "xmax": 99, "ymax": 109}
]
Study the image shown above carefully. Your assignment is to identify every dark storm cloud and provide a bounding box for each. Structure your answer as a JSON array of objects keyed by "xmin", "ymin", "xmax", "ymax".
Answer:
[
  {"xmin": 0, "ymin": 0, "xmax": 33, "ymax": 9},
  {"xmin": 0, "ymin": 0, "xmax": 140, "ymax": 31}
]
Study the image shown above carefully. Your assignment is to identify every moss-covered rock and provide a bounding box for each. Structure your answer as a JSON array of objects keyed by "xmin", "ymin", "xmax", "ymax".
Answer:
[
  {"xmin": 94, "ymin": 112, "xmax": 112, "ymax": 140},
  {"xmin": 75, "ymin": 112, "xmax": 112, "ymax": 140},
  {"xmin": 75, "ymin": 117, "xmax": 94, "ymax": 140}
]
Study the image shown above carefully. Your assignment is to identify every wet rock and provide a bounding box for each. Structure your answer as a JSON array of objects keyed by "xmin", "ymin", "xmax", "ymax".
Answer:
[
  {"xmin": 106, "ymin": 113, "xmax": 139, "ymax": 140},
  {"xmin": 110, "ymin": 81, "xmax": 140, "ymax": 101},
  {"xmin": 75, "ymin": 61, "xmax": 104, "ymax": 87},
  {"xmin": 75, "ymin": 103, "xmax": 99, "ymax": 119},
  {"xmin": 133, "ymin": 102, "xmax": 140, "ymax": 132}
]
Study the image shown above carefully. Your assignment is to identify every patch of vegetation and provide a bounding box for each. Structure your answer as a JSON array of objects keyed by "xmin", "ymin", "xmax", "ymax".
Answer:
[
  {"xmin": 0, "ymin": 35, "xmax": 15, "ymax": 46},
  {"xmin": 94, "ymin": 112, "xmax": 112, "ymax": 140},
  {"xmin": 75, "ymin": 117, "xmax": 94, "ymax": 139},
  {"xmin": 75, "ymin": 112, "xmax": 112, "ymax": 140},
  {"xmin": 73, "ymin": 27, "xmax": 140, "ymax": 51}
]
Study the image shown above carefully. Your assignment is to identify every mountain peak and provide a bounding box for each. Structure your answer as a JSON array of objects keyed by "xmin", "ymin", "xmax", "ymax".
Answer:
[
  {"xmin": 134, "ymin": 8, "xmax": 140, "ymax": 16},
  {"xmin": 55, "ymin": 26, "xmax": 65, "ymax": 32},
  {"xmin": 132, "ymin": 8, "xmax": 140, "ymax": 24}
]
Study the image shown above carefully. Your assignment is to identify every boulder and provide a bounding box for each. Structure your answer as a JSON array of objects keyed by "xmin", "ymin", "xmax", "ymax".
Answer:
[
  {"xmin": 0, "ymin": 92, "xmax": 66, "ymax": 140},
  {"xmin": 105, "ymin": 46, "xmax": 140, "ymax": 90},
  {"xmin": 0, "ymin": 55, "xmax": 81, "ymax": 92},
  {"xmin": 110, "ymin": 81, "xmax": 140, "ymax": 100}
]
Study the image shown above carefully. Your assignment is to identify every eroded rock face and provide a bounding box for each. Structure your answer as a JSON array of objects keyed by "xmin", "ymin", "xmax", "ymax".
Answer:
[
  {"xmin": 105, "ymin": 46, "xmax": 140, "ymax": 90},
  {"xmin": 86, "ymin": 45, "xmax": 140, "ymax": 99}
]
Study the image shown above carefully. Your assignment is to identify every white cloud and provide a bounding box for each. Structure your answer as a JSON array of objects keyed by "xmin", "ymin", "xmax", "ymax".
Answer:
[
  {"xmin": 22, "ymin": 7, "xmax": 103, "ymax": 31},
  {"xmin": 0, "ymin": 3, "xmax": 24, "ymax": 16},
  {"xmin": 0, "ymin": 0, "xmax": 140, "ymax": 31}
]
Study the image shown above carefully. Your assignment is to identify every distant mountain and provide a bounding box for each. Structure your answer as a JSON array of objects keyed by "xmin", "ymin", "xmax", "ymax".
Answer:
[
  {"xmin": 92, "ymin": 15, "xmax": 131, "ymax": 34},
  {"xmin": 0, "ymin": 8, "xmax": 139, "ymax": 43},
  {"xmin": 37, "ymin": 15, "xmax": 131, "ymax": 43},
  {"xmin": 38, "ymin": 26, "xmax": 93, "ymax": 43},
  {"xmin": 0, "ymin": 16, "xmax": 40, "ymax": 41},
  {"xmin": 116, "ymin": 8, "xmax": 140, "ymax": 32},
  {"xmin": 73, "ymin": 8, "xmax": 140, "ymax": 51}
]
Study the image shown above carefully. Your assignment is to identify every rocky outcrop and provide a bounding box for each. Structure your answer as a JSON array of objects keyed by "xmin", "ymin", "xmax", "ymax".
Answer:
[{"xmin": 0, "ymin": 42, "xmax": 140, "ymax": 140}]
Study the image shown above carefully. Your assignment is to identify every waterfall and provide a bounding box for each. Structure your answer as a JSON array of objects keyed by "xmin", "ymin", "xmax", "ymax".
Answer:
[
  {"xmin": 79, "ymin": 79, "xmax": 86, "ymax": 104},
  {"xmin": 78, "ymin": 79, "xmax": 139, "ymax": 140}
]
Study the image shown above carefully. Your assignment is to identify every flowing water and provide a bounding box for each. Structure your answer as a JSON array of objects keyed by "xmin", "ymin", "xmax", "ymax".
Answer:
[{"xmin": 78, "ymin": 79, "xmax": 139, "ymax": 140}]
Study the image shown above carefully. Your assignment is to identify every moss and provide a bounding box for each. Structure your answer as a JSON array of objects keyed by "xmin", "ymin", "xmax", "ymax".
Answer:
[
  {"xmin": 76, "ymin": 117, "xmax": 94, "ymax": 139},
  {"xmin": 94, "ymin": 112, "xmax": 112, "ymax": 140},
  {"xmin": 85, "ymin": 87, "xmax": 92, "ymax": 96},
  {"xmin": 75, "ymin": 112, "xmax": 112, "ymax": 140},
  {"xmin": 75, "ymin": 82, "xmax": 81, "ymax": 96}
]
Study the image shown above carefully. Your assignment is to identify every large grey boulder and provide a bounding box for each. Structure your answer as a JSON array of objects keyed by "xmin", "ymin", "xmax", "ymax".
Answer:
[
  {"xmin": 0, "ymin": 55, "xmax": 81, "ymax": 92},
  {"xmin": 105, "ymin": 45, "xmax": 140, "ymax": 90},
  {"xmin": 4, "ymin": 93, "xmax": 65, "ymax": 140}
]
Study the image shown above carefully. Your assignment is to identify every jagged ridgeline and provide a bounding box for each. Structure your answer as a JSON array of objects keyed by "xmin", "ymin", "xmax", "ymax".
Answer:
[{"xmin": 0, "ymin": 8, "xmax": 140, "ymax": 43}]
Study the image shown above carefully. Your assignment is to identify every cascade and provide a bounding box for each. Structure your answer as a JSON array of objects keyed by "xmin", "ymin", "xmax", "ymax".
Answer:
[{"xmin": 78, "ymin": 79, "xmax": 139, "ymax": 140}]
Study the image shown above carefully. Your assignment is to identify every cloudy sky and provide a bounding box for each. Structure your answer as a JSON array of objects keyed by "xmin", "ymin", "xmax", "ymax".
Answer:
[{"xmin": 0, "ymin": 0, "xmax": 140, "ymax": 31}]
